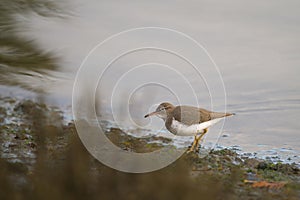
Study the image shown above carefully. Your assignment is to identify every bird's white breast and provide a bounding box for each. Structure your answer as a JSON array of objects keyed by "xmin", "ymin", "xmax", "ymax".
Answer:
[{"xmin": 170, "ymin": 118, "xmax": 223, "ymax": 136}]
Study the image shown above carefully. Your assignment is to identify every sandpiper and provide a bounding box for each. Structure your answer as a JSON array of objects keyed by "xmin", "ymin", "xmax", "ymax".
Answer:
[{"xmin": 144, "ymin": 102, "xmax": 234, "ymax": 152}]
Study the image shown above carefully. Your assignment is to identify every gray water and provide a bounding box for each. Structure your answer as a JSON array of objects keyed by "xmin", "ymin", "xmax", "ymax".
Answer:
[{"xmin": 1, "ymin": 0, "xmax": 300, "ymax": 163}]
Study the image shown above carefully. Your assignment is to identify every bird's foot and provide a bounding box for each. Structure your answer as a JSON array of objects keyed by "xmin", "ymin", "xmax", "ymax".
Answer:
[
  {"xmin": 186, "ymin": 147, "xmax": 195, "ymax": 154},
  {"xmin": 186, "ymin": 135, "xmax": 203, "ymax": 154},
  {"xmin": 195, "ymin": 145, "xmax": 201, "ymax": 153},
  {"xmin": 186, "ymin": 136, "xmax": 198, "ymax": 153},
  {"xmin": 187, "ymin": 144, "xmax": 202, "ymax": 154}
]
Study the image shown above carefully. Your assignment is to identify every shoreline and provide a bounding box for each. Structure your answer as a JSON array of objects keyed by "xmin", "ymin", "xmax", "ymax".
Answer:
[
  {"xmin": 0, "ymin": 94, "xmax": 299, "ymax": 166},
  {"xmin": 0, "ymin": 96, "xmax": 299, "ymax": 199}
]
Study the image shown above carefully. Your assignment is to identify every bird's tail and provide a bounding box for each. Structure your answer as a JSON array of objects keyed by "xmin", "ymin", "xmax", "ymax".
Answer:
[{"xmin": 211, "ymin": 112, "xmax": 235, "ymax": 119}]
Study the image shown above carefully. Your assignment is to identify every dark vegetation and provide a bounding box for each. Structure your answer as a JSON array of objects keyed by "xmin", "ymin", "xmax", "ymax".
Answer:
[{"xmin": 0, "ymin": 0, "xmax": 67, "ymax": 91}]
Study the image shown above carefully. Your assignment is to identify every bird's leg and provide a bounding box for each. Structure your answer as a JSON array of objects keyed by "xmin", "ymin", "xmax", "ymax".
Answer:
[
  {"xmin": 187, "ymin": 129, "xmax": 208, "ymax": 153},
  {"xmin": 187, "ymin": 135, "xmax": 197, "ymax": 153},
  {"xmin": 187, "ymin": 135, "xmax": 198, "ymax": 153},
  {"xmin": 195, "ymin": 129, "xmax": 208, "ymax": 153}
]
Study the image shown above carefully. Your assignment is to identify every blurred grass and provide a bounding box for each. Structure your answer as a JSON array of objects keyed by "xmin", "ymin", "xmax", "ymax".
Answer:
[
  {"xmin": 0, "ymin": 0, "xmax": 68, "ymax": 91},
  {"xmin": 0, "ymin": 135, "xmax": 239, "ymax": 200}
]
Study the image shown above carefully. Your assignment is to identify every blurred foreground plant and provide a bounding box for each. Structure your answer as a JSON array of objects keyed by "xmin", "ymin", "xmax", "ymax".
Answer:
[{"xmin": 0, "ymin": 0, "xmax": 70, "ymax": 92}]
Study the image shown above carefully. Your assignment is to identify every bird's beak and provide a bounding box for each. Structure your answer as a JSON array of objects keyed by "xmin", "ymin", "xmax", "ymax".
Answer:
[{"xmin": 144, "ymin": 111, "xmax": 158, "ymax": 118}]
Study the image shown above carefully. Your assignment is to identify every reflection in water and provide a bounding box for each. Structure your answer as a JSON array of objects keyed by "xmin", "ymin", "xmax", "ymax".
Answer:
[{"xmin": 0, "ymin": 0, "xmax": 68, "ymax": 92}]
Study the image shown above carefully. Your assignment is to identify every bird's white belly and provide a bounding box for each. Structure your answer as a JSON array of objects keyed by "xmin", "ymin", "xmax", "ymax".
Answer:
[{"xmin": 170, "ymin": 118, "xmax": 223, "ymax": 136}]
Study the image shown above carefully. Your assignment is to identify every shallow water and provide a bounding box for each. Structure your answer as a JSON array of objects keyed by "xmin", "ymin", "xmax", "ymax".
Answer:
[{"xmin": 1, "ymin": 0, "xmax": 300, "ymax": 164}]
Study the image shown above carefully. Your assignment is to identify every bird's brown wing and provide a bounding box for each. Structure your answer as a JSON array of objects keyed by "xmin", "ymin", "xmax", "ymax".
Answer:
[
  {"xmin": 170, "ymin": 106, "xmax": 209, "ymax": 126},
  {"xmin": 171, "ymin": 106, "xmax": 232, "ymax": 126}
]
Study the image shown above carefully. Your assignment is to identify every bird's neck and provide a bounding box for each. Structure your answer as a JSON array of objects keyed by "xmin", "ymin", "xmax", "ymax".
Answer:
[{"xmin": 162, "ymin": 110, "xmax": 174, "ymax": 121}]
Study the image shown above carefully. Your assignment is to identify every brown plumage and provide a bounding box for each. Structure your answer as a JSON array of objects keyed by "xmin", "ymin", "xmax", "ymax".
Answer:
[
  {"xmin": 168, "ymin": 106, "xmax": 233, "ymax": 125},
  {"xmin": 144, "ymin": 102, "xmax": 234, "ymax": 152}
]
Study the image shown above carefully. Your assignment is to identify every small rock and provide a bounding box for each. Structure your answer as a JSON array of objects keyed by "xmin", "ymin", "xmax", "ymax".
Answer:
[
  {"xmin": 222, "ymin": 134, "xmax": 230, "ymax": 138},
  {"xmin": 245, "ymin": 158, "xmax": 260, "ymax": 168},
  {"xmin": 27, "ymin": 142, "xmax": 36, "ymax": 149},
  {"xmin": 3, "ymin": 142, "xmax": 17, "ymax": 148},
  {"xmin": 246, "ymin": 172, "xmax": 260, "ymax": 181},
  {"xmin": 257, "ymin": 161, "xmax": 268, "ymax": 170}
]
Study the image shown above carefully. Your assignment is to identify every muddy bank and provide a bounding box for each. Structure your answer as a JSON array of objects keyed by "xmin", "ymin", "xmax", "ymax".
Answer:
[{"xmin": 0, "ymin": 97, "xmax": 299, "ymax": 200}]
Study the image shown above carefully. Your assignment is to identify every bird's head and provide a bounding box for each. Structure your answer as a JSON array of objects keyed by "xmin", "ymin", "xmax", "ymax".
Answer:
[{"xmin": 144, "ymin": 102, "xmax": 174, "ymax": 120}]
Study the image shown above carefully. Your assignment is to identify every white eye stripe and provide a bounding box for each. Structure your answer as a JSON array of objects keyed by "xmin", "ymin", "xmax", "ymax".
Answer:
[{"xmin": 158, "ymin": 106, "xmax": 169, "ymax": 111}]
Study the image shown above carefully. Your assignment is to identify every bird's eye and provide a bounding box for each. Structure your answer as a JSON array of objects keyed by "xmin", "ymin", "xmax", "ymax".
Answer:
[{"xmin": 160, "ymin": 107, "xmax": 165, "ymax": 111}]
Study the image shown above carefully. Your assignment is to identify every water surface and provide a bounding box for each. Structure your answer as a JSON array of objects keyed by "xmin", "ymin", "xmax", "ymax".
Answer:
[{"xmin": 1, "ymin": 0, "xmax": 300, "ymax": 163}]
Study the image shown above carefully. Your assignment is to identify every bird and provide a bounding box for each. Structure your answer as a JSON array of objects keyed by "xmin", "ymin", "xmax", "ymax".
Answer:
[{"xmin": 144, "ymin": 102, "xmax": 234, "ymax": 152}]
